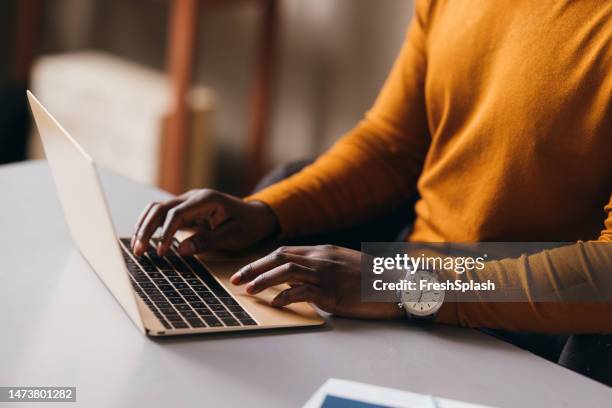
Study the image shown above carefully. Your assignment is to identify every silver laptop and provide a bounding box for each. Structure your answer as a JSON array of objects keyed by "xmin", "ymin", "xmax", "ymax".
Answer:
[{"xmin": 27, "ymin": 91, "xmax": 323, "ymax": 336}]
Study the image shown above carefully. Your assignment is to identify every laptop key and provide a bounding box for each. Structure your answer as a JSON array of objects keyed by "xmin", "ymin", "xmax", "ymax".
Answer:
[
  {"xmin": 221, "ymin": 317, "xmax": 240, "ymax": 327},
  {"xmin": 174, "ymin": 304, "xmax": 192, "ymax": 312},
  {"xmin": 166, "ymin": 255, "xmax": 191, "ymax": 272},
  {"xmin": 201, "ymin": 316, "xmax": 223, "ymax": 327},
  {"xmin": 233, "ymin": 312, "xmax": 253, "ymax": 321},
  {"xmin": 241, "ymin": 318, "xmax": 257, "ymax": 326},
  {"xmin": 195, "ymin": 308, "xmax": 213, "ymax": 316},
  {"xmin": 172, "ymin": 322, "xmax": 188, "ymax": 329},
  {"xmin": 168, "ymin": 297, "xmax": 186, "ymax": 305},
  {"xmin": 177, "ymin": 266, "xmax": 194, "ymax": 277},
  {"xmin": 164, "ymin": 311, "xmax": 181, "ymax": 319},
  {"xmin": 187, "ymin": 318, "xmax": 205, "ymax": 328},
  {"xmin": 138, "ymin": 256, "xmax": 154, "ymax": 266},
  {"xmin": 163, "ymin": 289, "xmax": 180, "ymax": 298},
  {"xmin": 227, "ymin": 305, "xmax": 245, "ymax": 313},
  {"xmin": 195, "ymin": 290, "xmax": 214, "ymax": 299},
  {"xmin": 219, "ymin": 297, "xmax": 239, "ymax": 306},
  {"xmin": 209, "ymin": 304, "xmax": 227, "ymax": 312},
  {"xmin": 185, "ymin": 258, "xmax": 229, "ymax": 296},
  {"xmin": 132, "ymin": 271, "xmax": 147, "ymax": 279},
  {"xmin": 166, "ymin": 315, "xmax": 185, "ymax": 323},
  {"xmin": 215, "ymin": 311, "xmax": 232, "ymax": 319},
  {"xmin": 139, "ymin": 260, "xmax": 155, "ymax": 269},
  {"xmin": 148, "ymin": 254, "xmax": 172, "ymax": 270},
  {"xmin": 180, "ymin": 310, "xmax": 198, "ymax": 319},
  {"xmin": 144, "ymin": 289, "xmax": 162, "ymax": 298}
]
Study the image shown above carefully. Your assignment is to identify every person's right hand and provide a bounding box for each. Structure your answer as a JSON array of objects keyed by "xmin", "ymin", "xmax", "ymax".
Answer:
[{"xmin": 131, "ymin": 189, "xmax": 279, "ymax": 257}]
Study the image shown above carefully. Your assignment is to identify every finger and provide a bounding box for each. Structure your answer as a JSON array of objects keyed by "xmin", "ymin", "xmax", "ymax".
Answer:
[
  {"xmin": 245, "ymin": 262, "xmax": 318, "ymax": 295},
  {"xmin": 157, "ymin": 197, "xmax": 226, "ymax": 255},
  {"xmin": 132, "ymin": 202, "xmax": 157, "ymax": 249},
  {"xmin": 206, "ymin": 206, "xmax": 229, "ymax": 231},
  {"xmin": 231, "ymin": 247, "xmax": 322, "ymax": 285},
  {"xmin": 176, "ymin": 230, "xmax": 210, "ymax": 256},
  {"xmin": 271, "ymin": 284, "xmax": 324, "ymax": 307},
  {"xmin": 156, "ymin": 200, "xmax": 200, "ymax": 255},
  {"xmin": 134, "ymin": 198, "xmax": 181, "ymax": 255},
  {"xmin": 176, "ymin": 221, "xmax": 236, "ymax": 255},
  {"xmin": 133, "ymin": 194, "xmax": 194, "ymax": 249}
]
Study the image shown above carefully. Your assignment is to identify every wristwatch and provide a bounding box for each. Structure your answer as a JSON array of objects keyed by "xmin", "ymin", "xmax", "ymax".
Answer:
[{"xmin": 397, "ymin": 268, "xmax": 445, "ymax": 322}]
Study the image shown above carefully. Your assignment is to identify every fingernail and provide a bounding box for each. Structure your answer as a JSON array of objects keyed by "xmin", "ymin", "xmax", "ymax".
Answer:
[
  {"xmin": 245, "ymin": 283, "xmax": 255, "ymax": 294},
  {"xmin": 230, "ymin": 271, "xmax": 241, "ymax": 285},
  {"xmin": 134, "ymin": 239, "xmax": 142, "ymax": 254},
  {"xmin": 178, "ymin": 241, "xmax": 195, "ymax": 255},
  {"xmin": 271, "ymin": 297, "xmax": 282, "ymax": 307}
]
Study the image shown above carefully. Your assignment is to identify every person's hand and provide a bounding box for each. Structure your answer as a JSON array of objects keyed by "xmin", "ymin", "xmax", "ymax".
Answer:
[
  {"xmin": 230, "ymin": 245, "xmax": 403, "ymax": 319},
  {"xmin": 131, "ymin": 189, "xmax": 279, "ymax": 256}
]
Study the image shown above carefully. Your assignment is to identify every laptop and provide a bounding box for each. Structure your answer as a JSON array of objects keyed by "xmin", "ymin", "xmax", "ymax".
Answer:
[{"xmin": 27, "ymin": 91, "xmax": 324, "ymax": 336}]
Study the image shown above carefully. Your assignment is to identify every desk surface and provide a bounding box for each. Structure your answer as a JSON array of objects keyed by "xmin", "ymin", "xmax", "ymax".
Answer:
[{"xmin": 1, "ymin": 161, "xmax": 611, "ymax": 408}]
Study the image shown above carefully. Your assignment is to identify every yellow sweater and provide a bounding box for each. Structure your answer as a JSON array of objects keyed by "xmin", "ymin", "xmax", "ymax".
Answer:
[{"xmin": 248, "ymin": 0, "xmax": 612, "ymax": 332}]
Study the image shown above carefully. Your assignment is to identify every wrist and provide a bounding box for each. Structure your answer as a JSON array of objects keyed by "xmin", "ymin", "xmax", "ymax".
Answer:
[{"xmin": 249, "ymin": 200, "xmax": 281, "ymax": 241}]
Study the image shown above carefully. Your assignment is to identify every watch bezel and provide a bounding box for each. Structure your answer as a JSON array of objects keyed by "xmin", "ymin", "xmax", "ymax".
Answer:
[{"xmin": 399, "ymin": 269, "xmax": 445, "ymax": 318}]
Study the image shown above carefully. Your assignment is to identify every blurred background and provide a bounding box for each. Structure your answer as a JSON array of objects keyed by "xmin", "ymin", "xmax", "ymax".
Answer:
[{"xmin": 0, "ymin": 0, "xmax": 412, "ymax": 195}]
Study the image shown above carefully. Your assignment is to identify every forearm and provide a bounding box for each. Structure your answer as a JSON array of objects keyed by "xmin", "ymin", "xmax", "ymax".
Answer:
[
  {"xmin": 246, "ymin": 119, "xmax": 427, "ymax": 238},
  {"xmin": 437, "ymin": 241, "xmax": 612, "ymax": 333}
]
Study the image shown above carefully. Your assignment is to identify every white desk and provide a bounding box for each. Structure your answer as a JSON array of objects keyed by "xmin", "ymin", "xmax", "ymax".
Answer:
[{"xmin": 1, "ymin": 161, "xmax": 610, "ymax": 408}]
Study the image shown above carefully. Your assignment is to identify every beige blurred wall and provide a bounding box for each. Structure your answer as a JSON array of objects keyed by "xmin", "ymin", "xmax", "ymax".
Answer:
[{"xmin": 33, "ymin": 0, "xmax": 413, "ymax": 171}]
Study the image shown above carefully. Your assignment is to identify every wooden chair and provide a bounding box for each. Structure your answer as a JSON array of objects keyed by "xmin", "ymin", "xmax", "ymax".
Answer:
[{"xmin": 15, "ymin": 0, "xmax": 278, "ymax": 194}]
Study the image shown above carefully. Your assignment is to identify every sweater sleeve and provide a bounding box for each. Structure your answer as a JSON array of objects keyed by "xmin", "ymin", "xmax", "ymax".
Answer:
[
  {"xmin": 436, "ymin": 195, "xmax": 612, "ymax": 334},
  {"xmin": 246, "ymin": 3, "xmax": 432, "ymax": 239}
]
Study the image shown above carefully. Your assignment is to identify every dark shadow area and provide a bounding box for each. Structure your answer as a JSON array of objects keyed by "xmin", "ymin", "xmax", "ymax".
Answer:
[{"xmin": 0, "ymin": 84, "xmax": 29, "ymax": 165}]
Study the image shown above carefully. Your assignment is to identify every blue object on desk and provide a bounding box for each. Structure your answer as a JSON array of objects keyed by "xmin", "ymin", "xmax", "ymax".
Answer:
[{"xmin": 322, "ymin": 395, "xmax": 391, "ymax": 408}]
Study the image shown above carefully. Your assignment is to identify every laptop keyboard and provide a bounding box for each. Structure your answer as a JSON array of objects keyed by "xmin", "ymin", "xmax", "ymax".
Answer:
[{"xmin": 118, "ymin": 238, "xmax": 258, "ymax": 330}]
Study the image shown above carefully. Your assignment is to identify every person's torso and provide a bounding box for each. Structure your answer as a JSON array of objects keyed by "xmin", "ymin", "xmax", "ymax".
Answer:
[{"xmin": 409, "ymin": 0, "xmax": 612, "ymax": 242}]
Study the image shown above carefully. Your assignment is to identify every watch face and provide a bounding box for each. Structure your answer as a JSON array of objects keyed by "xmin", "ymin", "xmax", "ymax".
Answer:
[{"xmin": 401, "ymin": 270, "xmax": 445, "ymax": 317}]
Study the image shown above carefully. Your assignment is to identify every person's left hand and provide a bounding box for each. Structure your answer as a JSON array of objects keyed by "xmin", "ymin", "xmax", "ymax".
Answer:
[{"xmin": 230, "ymin": 245, "xmax": 403, "ymax": 319}]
